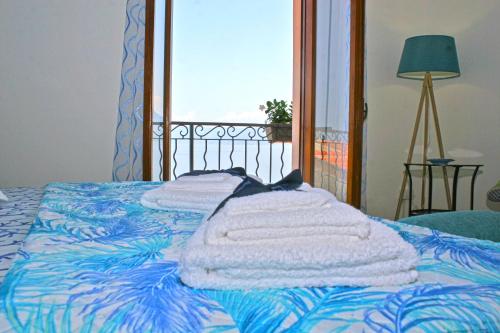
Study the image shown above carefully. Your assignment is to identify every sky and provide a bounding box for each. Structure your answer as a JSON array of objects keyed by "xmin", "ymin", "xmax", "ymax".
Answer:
[{"xmin": 153, "ymin": 0, "xmax": 293, "ymax": 123}]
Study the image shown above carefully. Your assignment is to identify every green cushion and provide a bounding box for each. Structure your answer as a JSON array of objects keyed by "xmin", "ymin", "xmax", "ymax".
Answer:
[{"xmin": 399, "ymin": 211, "xmax": 500, "ymax": 242}]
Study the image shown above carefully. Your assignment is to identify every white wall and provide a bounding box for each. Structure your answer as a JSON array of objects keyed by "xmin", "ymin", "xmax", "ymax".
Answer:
[
  {"xmin": 366, "ymin": 0, "xmax": 500, "ymax": 219},
  {"xmin": 0, "ymin": 0, "xmax": 126, "ymax": 187}
]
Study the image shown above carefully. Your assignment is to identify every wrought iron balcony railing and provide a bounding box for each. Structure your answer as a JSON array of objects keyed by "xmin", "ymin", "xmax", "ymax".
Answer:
[
  {"xmin": 152, "ymin": 121, "xmax": 293, "ymax": 182},
  {"xmin": 314, "ymin": 129, "xmax": 350, "ymax": 201},
  {"xmin": 152, "ymin": 121, "xmax": 349, "ymax": 187}
]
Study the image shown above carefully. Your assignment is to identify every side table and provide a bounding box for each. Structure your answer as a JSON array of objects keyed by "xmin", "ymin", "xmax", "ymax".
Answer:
[{"xmin": 404, "ymin": 163, "xmax": 483, "ymax": 217}]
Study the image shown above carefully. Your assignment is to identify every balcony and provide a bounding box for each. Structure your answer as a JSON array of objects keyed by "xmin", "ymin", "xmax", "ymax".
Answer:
[
  {"xmin": 152, "ymin": 121, "xmax": 348, "ymax": 187},
  {"xmin": 152, "ymin": 121, "xmax": 293, "ymax": 182}
]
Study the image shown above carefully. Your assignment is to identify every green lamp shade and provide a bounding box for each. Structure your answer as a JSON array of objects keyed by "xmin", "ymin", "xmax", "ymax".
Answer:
[{"xmin": 397, "ymin": 35, "xmax": 460, "ymax": 80}]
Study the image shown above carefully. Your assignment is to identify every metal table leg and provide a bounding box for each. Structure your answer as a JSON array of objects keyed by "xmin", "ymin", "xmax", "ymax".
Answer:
[
  {"xmin": 470, "ymin": 166, "xmax": 480, "ymax": 210},
  {"xmin": 427, "ymin": 165, "xmax": 433, "ymax": 212},
  {"xmin": 452, "ymin": 166, "xmax": 462, "ymax": 211},
  {"xmin": 404, "ymin": 164, "xmax": 413, "ymax": 216}
]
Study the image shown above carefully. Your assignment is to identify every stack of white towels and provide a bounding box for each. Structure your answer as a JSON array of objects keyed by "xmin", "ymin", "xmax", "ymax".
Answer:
[
  {"xmin": 180, "ymin": 186, "xmax": 419, "ymax": 289},
  {"xmin": 141, "ymin": 173, "xmax": 243, "ymax": 212}
]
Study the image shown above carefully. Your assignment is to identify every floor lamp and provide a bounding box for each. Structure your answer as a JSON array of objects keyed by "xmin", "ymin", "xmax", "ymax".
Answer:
[{"xmin": 395, "ymin": 35, "xmax": 461, "ymax": 220}]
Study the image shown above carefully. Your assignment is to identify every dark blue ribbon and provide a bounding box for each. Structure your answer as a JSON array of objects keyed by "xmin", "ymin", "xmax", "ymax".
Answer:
[{"xmin": 209, "ymin": 169, "xmax": 303, "ymax": 219}]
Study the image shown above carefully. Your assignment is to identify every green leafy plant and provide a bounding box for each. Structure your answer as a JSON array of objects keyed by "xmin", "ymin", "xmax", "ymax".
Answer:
[{"xmin": 261, "ymin": 99, "xmax": 292, "ymax": 124}]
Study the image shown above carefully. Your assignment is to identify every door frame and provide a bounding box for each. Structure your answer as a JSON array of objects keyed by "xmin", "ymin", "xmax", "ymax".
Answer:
[
  {"xmin": 162, "ymin": 0, "xmax": 173, "ymax": 181},
  {"xmin": 292, "ymin": 0, "xmax": 316, "ymax": 184},
  {"xmin": 142, "ymin": 0, "xmax": 172, "ymax": 181},
  {"xmin": 142, "ymin": 0, "xmax": 155, "ymax": 181},
  {"xmin": 346, "ymin": 0, "xmax": 365, "ymax": 207}
]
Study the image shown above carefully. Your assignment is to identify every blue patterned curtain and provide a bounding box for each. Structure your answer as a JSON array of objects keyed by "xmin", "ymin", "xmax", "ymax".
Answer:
[{"xmin": 113, "ymin": 0, "xmax": 146, "ymax": 181}]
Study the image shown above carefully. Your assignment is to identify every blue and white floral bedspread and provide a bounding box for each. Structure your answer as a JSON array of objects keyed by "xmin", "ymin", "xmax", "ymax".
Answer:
[
  {"xmin": 0, "ymin": 187, "xmax": 42, "ymax": 283},
  {"xmin": 0, "ymin": 182, "xmax": 498, "ymax": 332}
]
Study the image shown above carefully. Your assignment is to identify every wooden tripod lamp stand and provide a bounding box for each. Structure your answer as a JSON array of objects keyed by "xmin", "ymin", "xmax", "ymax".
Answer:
[{"xmin": 395, "ymin": 35, "xmax": 460, "ymax": 220}]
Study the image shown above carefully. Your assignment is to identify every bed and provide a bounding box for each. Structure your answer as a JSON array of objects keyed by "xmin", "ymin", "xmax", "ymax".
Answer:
[
  {"xmin": 0, "ymin": 187, "xmax": 43, "ymax": 283},
  {"xmin": 0, "ymin": 182, "xmax": 498, "ymax": 332}
]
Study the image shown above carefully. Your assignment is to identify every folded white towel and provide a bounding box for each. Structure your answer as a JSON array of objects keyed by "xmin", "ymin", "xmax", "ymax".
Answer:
[
  {"xmin": 161, "ymin": 176, "xmax": 243, "ymax": 192},
  {"xmin": 185, "ymin": 220, "xmax": 414, "ymax": 269},
  {"xmin": 140, "ymin": 195, "xmax": 222, "ymax": 212},
  {"xmin": 205, "ymin": 201, "xmax": 371, "ymax": 245},
  {"xmin": 141, "ymin": 190, "xmax": 229, "ymax": 212},
  {"xmin": 181, "ymin": 268, "xmax": 418, "ymax": 290},
  {"xmin": 180, "ymin": 219, "xmax": 419, "ymax": 289},
  {"xmin": 222, "ymin": 188, "xmax": 335, "ymax": 216},
  {"xmin": 175, "ymin": 172, "xmax": 235, "ymax": 182},
  {"xmin": 220, "ymin": 226, "xmax": 366, "ymax": 244},
  {"xmin": 212, "ymin": 256, "xmax": 417, "ymax": 279},
  {"xmin": 140, "ymin": 173, "xmax": 243, "ymax": 212}
]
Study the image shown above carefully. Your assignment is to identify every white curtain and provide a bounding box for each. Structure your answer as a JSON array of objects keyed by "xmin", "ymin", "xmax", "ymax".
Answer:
[{"xmin": 314, "ymin": 0, "xmax": 351, "ymax": 202}]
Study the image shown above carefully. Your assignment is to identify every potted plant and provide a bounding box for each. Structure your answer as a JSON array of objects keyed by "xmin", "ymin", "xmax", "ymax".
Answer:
[{"xmin": 261, "ymin": 99, "xmax": 293, "ymax": 142}]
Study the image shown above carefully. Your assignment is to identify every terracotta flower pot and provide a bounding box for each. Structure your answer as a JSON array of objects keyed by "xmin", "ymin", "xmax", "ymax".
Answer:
[{"xmin": 265, "ymin": 123, "xmax": 292, "ymax": 142}]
